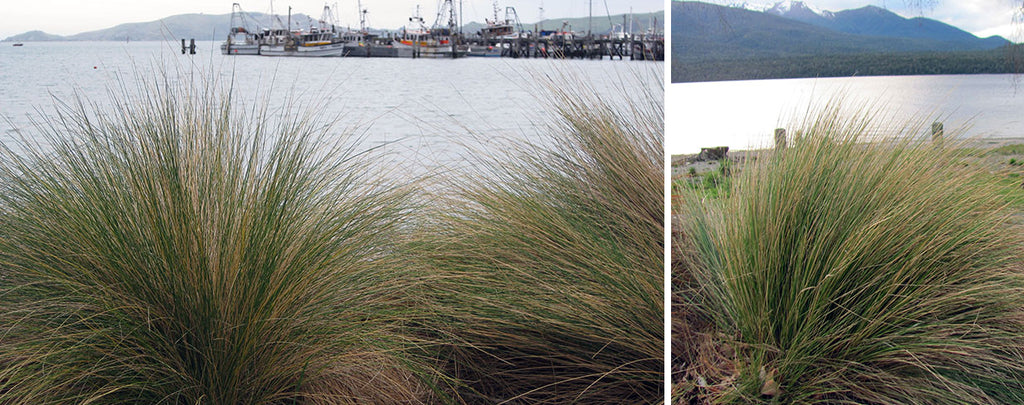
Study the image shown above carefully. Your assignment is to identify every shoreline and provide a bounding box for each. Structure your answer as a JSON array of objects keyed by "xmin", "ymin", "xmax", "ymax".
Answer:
[{"xmin": 672, "ymin": 136, "xmax": 1024, "ymax": 177}]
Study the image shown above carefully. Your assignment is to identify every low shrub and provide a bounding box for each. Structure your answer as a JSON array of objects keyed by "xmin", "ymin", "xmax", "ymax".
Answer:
[
  {"xmin": 0, "ymin": 75, "xmax": 435, "ymax": 404},
  {"xmin": 677, "ymin": 106, "xmax": 1024, "ymax": 403},
  {"xmin": 417, "ymin": 75, "xmax": 664, "ymax": 404}
]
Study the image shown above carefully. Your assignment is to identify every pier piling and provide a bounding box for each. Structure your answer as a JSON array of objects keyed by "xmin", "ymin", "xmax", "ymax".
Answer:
[
  {"xmin": 932, "ymin": 122, "xmax": 944, "ymax": 147},
  {"xmin": 775, "ymin": 128, "xmax": 787, "ymax": 150}
]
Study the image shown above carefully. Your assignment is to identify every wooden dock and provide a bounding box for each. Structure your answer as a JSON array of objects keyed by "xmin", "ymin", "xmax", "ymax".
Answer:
[{"xmin": 466, "ymin": 34, "xmax": 664, "ymax": 61}]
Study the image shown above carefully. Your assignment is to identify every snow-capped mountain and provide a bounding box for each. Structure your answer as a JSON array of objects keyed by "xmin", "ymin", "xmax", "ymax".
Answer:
[
  {"xmin": 766, "ymin": 1, "xmax": 833, "ymax": 17},
  {"xmin": 765, "ymin": 1, "xmax": 835, "ymax": 19},
  {"xmin": 731, "ymin": 0, "xmax": 833, "ymax": 17}
]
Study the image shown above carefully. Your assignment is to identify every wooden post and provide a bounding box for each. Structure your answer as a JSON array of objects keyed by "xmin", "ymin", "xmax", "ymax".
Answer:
[
  {"xmin": 775, "ymin": 128, "xmax": 787, "ymax": 150},
  {"xmin": 534, "ymin": 24, "xmax": 539, "ymax": 58},
  {"xmin": 931, "ymin": 122, "xmax": 944, "ymax": 145}
]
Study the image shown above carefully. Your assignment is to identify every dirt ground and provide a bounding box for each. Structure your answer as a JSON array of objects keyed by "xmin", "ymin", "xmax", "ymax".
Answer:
[{"xmin": 671, "ymin": 137, "xmax": 1024, "ymax": 178}]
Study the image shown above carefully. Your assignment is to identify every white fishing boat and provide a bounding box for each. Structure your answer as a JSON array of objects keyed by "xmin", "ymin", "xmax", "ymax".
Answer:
[
  {"xmin": 394, "ymin": 2, "xmax": 467, "ymax": 58},
  {"xmin": 258, "ymin": 5, "xmax": 348, "ymax": 57},
  {"xmin": 221, "ymin": 3, "xmax": 260, "ymax": 55},
  {"xmin": 395, "ymin": 30, "xmax": 457, "ymax": 58},
  {"xmin": 337, "ymin": 1, "xmax": 407, "ymax": 57},
  {"xmin": 260, "ymin": 29, "xmax": 346, "ymax": 57}
]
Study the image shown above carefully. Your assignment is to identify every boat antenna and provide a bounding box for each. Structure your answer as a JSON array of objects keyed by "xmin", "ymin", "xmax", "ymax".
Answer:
[
  {"xmin": 411, "ymin": 5, "xmax": 425, "ymax": 29},
  {"xmin": 358, "ymin": 0, "xmax": 368, "ymax": 33}
]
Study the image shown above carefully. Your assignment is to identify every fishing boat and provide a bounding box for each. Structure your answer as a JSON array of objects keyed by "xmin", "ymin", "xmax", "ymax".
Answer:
[
  {"xmin": 480, "ymin": 2, "xmax": 522, "ymax": 40},
  {"xmin": 221, "ymin": 3, "xmax": 260, "ymax": 55},
  {"xmin": 260, "ymin": 28, "xmax": 346, "ymax": 57},
  {"xmin": 467, "ymin": 2, "xmax": 521, "ymax": 57},
  {"xmin": 336, "ymin": 1, "xmax": 407, "ymax": 57},
  {"xmin": 259, "ymin": 5, "xmax": 347, "ymax": 57},
  {"xmin": 343, "ymin": 32, "xmax": 415, "ymax": 58},
  {"xmin": 394, "ymin": 2, "xmax": 467, "ymax": 58}
]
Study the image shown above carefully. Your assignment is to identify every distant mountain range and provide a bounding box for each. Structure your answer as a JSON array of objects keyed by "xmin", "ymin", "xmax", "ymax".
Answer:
[
  {"xmin": 2, "ymin": 11, "xmax": 662, "ymax": 42},
  {"xmin": 674, "ymin": 1, "xmax": 1010, "ymax": 61},
  {"xmin": 464, "ymin": 12, "xmax": 662, "ymax": 37},
  {"xmin": 2, "ymin": 12, "xmax": 311, "ymax": 42}
]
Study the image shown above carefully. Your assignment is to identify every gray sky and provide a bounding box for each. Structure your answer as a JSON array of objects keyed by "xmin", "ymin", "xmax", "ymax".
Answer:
[
  {"xmin": 702, "ymin": 0, "xmax": 1024, "ymax": 41},
  {"xmin": 0, "ymin": 0, "xmax": 663, "ymax": 39}
]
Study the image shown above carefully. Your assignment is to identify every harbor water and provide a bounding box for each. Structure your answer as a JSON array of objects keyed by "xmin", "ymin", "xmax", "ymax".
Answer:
[
  {"xmin": 0, "ymin": 40, "xmax": 662, "ymax": 176},
  {"xmin": 667, "ymin": 74, "xmax": 1024, "ymax": 155}
]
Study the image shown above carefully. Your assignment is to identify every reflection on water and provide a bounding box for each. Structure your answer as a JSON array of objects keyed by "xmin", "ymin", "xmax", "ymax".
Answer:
[{"xmin": 666, "ymin": 75, "xmax": 1024, "ymax": 154}]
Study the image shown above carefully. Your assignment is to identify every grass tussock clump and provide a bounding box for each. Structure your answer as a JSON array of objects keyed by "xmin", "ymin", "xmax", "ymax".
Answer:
[
  {"xmin": 419, "ymin": 77, "xmax": 663, "ymax": 404},
  {"xmin": 0, "ymin": 77, "xmax": 434, "ymax": 404},
  {"xmin": 677, "ymin": 106, "xmax": 1024, "ymax": 404}
]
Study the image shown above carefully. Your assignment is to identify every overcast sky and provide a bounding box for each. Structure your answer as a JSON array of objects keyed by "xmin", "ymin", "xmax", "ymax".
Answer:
[
  {"xmin": 702, "ymin": 0, "xmax": 1024, "ymax": 41},
  {"xmin": 0, "ymin": 0, "xmax": 663, "ymax": 39}
]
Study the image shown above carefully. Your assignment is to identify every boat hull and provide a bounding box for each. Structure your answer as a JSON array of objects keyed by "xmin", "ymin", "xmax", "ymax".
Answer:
[
  {"xmin": 466, "ymin": 45, "xmax": 502, "ymax": 57},
  {"xmin": 220, "ymin": 43, "xmax": 260, "ymax": 55},
  {"xmin": 259, "ymin": 42, "xmax": 346, "ymax": 57},
  {"xmin": 342, "ymin": 44, "xmax": 414, "ymax": 58},
  {"xmin": 393, "ymin": 42, "xmax": 468, "ymax": 58}
]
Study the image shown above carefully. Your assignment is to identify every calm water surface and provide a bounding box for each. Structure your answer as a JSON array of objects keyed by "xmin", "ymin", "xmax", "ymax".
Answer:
[
  {"xmin": 666, "ymin": 75, "xmax": 1024, "ymax": 154},
  {"xmin": 0, "ymin": 41, "xmax": 661, "ymax": 175}
]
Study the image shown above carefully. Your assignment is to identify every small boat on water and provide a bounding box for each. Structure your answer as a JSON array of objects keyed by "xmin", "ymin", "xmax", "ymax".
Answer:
[
  {"xmin": 466, "ymin": 45, "xmax": 502, "ymax": 57},
  {"xmin": 12, "ymin": 43, "xmax": 24, "ymax": 47}
]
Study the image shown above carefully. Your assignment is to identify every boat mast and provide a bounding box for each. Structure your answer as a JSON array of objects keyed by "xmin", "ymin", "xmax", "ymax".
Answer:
[
  {"xmin": 267, "ymin": 0, "xmax": 284, "ymax": 32},
  {"xmin": 449, "ymin": 0, "xmax": 458, "ymax": 57},
  {"xmin": 538, "ymin": 1, "xmax": 544, "ymax": 30},
  {"xmin": 430, "ymin": 0, "xmax": 459, "ymax": 57},
  {"xmin": 588, "ymin": 0, "xmax": 592, "ymax": 37},
  {"xmin": 321, "ymin": 5, "xmax": 329, "ymax": 32},
  {"xmin": 358, "ymin": 0, "xmax": 366, "ymax": 33}
]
